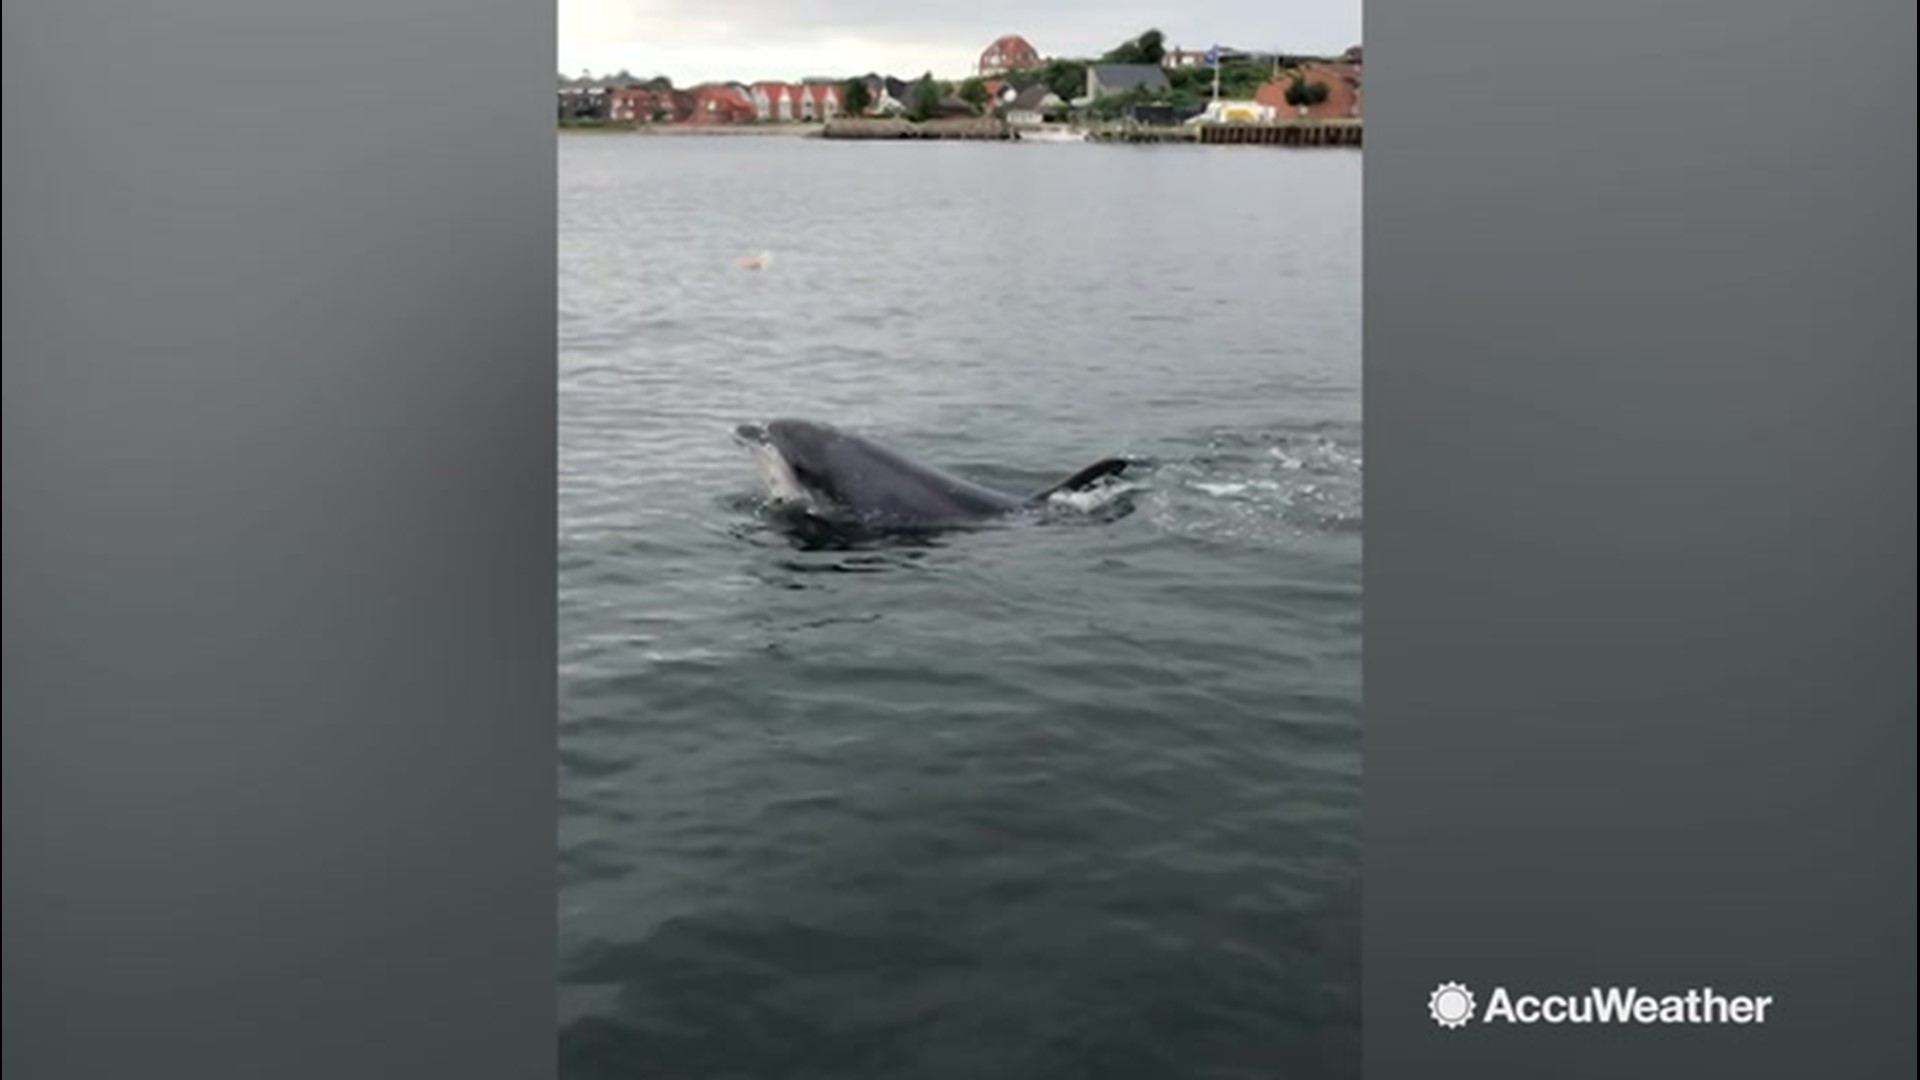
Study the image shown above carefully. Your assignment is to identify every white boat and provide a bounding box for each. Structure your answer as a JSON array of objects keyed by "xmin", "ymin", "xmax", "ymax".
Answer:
[{"xmin": 1015, "ymin": 125, "xmax": 1089, "ymax": 143}]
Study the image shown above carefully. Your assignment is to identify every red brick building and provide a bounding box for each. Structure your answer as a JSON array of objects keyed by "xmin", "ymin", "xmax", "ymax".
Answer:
[{"xmin": 607, "ymin": 85, "xmax": 691, "ymax": 123}]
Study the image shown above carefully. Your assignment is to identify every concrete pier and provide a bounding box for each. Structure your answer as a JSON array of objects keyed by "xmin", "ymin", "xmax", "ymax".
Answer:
[{"xmin": 1088, "ymin": 121, "xmax": 1363, "ymax": 147}]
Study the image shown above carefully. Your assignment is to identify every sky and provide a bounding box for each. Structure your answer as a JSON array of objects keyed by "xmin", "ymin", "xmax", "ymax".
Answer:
[{"xmin": 558, "ymin": 1, "xmax": 1362, "ymax": 85}]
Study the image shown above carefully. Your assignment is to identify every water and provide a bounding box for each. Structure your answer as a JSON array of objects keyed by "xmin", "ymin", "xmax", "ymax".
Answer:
[{"xmin": 559, "ymin": 134, "xmax": 1362, "ymax": 1080}]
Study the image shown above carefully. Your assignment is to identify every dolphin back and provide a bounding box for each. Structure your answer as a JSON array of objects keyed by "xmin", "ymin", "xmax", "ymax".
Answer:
[
  {"xmin": 820, "ymin": 432, "xmax": 1022, "ymax": 522},
  {"xmin": 1026, "ymin": 457, "xmax": 1131, "ymax": 504},
  {"xmin": 752, "ymin": 419, "xmax": 1128, "ymax": 527}
]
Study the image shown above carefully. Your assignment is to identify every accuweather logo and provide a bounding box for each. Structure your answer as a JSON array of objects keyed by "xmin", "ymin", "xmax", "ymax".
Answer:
[{"xmin": 1428, "ymin": 982, "xmax": 1775, "ymax": 1028}]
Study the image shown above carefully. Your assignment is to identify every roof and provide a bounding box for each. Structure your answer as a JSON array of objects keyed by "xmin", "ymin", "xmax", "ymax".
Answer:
[
  {"xmin": 979, "ymin": 34, "xmax": 1042, "ymax": 72},
  {"xmin": 1090, "ymin": 64, "xmax": 1168, "ymax": 90},
  {"xmin": 691, "ymin": 83, "xmax": 753, "ymax": 106},
  {"xmin": 1008, "ymin": 85, "xmax": 1060, "ymax": 110}
]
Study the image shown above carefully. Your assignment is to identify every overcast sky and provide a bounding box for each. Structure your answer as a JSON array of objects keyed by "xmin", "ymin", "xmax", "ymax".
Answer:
[{"xmin": 559, "ymin": 1, "xmax": 1362, "ymax": 84}]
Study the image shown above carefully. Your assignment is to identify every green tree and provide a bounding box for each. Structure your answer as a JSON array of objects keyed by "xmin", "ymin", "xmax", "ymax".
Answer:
[
  {"xmin": 1167, "ymin": 66, "xmax": 1210, "ymax": 95},
  {"xmin": 908, "ymin": 73, "xmax": 942, "ymax": 121},
  {"xmin": 842, "ymin": 77, "xmax": 872, "ymax": 115},
  {"xmin": 958, "ymin": 76, "xmax": 989, "ymax": 113},
  {"xmin": 1137, "ymin": 29, "xmax": 1166, "ymax": 65},
  {"xmin": 1284, "ymin": 76, "xmax": 1331, "ymax": 107},
  {"xmin": 1101, "ymin": 28, "xmax": 1166, "ymax": 66},
  {"xmin": 1042, "ymin": 60, "xmax": 1088, "ymax": 102},
  {"xmin": 1088, "ymin": 85, "xmax": 1154, "ymax": 121},
  {"xmin": 992, "ymin": 59, "xmax": 1089, "ymax": 103}
]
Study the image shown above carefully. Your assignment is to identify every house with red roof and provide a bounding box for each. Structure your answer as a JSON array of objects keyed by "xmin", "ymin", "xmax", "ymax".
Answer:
[
  {"xmin": 745, "ymin": 81, "xmax": 843, "ymax": 122},
  {"xmin": 749, "ymin": 82, "xmax": 795, "ymax": 122},
  {"xmin": 686, "ymin": 83, "xmax": 756, "ymax": 124},
  {"xmin": 793, "ymin": 82, "xmax": 841, "ymax": 121}
]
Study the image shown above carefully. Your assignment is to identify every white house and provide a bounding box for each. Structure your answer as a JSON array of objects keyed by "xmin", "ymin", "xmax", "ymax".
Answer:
[
  {"xmin": 1004, "ymin": 85, "xmax": 1066, "ymax": 127},
  {"xmin": 749, "ymin": 83, "xmax": 793, "ymax": 122}
]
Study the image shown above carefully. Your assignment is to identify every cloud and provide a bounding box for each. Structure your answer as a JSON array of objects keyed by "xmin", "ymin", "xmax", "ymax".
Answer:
[{"xmin": 558, "ymin": 1, "xmax": 1361, "ymax": 83}]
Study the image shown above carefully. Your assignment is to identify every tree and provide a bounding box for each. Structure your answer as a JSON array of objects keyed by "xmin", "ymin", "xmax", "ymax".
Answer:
[
  {"xmin": 1088, "ymin": 85, "xmax": 1154, "ymax": 121},
  {"xmin": 1041, "ymin": 59, "xmax": 1088, "ymax": 102},
  {"xmin": 908, "ymin": 73, "xmax": 942, "ymax": 121},
  {"xmin": 1137, "ymin": 29, "xmax": 1166, "ymax": 65},
  {"xmin": 990, "ymin": 58, "xmax": 1089, "ymax": 103},
  {"xmin": 1086, "ymin": 94, "xmax": 1123, "ymax": 121},
  {"xmin": 842, "ymin": 77, "xmax": 872, "ymax": 115},
  {"xmin": 1101, "ymin": 28, "xmax": 1166, "ymax": 66},
  {"xmin": 958, "ymin": 76, "xmax": 989, "ymax": 113},
  {"xmin": 1285, "ymin": 76, "xmax": 1332, "ymax": 107},
  {"xmin": 1182, "ymin": 60, "xmax": 1272, "ymax": 100}
]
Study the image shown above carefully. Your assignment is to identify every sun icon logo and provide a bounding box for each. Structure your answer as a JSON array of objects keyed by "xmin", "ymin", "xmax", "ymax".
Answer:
[{"xmin": 1429, "ymin": 982, "xmax": 1476, "ymax": 1028}]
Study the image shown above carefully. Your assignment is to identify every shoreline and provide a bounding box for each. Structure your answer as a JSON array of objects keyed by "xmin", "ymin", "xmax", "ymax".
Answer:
[
  {"xmin": 559, "ymin": 118, "xmax": 1363, "ymax": 148},
  {"xmin": 559, "ymin": 122, "xmax": 821, "ymax": 137}
]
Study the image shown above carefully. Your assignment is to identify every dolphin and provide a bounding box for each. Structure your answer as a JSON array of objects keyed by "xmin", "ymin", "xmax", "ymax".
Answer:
[{"xmin": 734, "ymin": 419, "xmax": 1129, "ymax": 529}]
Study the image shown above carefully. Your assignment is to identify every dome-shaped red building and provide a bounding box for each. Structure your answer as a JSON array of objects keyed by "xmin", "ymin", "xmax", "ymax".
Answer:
[{"xmin": 977, "ymin": 34, "xmax": 1041, "ymax": 75}]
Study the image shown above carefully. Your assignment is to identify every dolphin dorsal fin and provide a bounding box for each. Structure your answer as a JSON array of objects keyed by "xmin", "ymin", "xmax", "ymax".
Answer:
[{"xmin": 1027, "ymin": 457, "xmax": 1129, "ymax": 504}]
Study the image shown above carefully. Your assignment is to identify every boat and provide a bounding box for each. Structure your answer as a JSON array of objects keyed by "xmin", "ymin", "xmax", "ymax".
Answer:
[{"xmin": 1015, "ymin": 125, "xmax": 1089, "ymax": 144}]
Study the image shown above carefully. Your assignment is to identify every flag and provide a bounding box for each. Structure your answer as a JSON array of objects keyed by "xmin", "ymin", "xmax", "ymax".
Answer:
[{"xmin": 1205, "ymin": 45, "xmax": 1220, "ymax": 65}]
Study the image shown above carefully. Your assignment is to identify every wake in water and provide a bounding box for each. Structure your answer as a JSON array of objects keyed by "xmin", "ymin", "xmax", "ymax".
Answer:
[{"xmin": 1144, "ymin": 424, "xmax": 1364, "ymax": 544}]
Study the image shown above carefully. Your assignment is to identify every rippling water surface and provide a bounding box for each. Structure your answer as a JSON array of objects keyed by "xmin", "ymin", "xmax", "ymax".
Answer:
[{"xmin": 560, "ymin": 133, "xmax": 1362, "ymax": 1080}]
